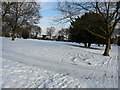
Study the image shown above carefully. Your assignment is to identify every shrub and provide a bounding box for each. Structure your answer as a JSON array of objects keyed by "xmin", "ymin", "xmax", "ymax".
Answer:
[{"xmin": 22, "ymin": 30, "xmax": 29, "ymax": 39}]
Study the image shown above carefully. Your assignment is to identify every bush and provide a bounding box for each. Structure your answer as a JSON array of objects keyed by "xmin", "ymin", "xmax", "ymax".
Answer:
[{"xmin": 22, "ymin": 30, "xmax": 29, "ymax": 39}]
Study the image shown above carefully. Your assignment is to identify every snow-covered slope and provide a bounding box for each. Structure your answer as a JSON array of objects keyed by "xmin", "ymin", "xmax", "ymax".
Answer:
[{"xmin": 1, "ymin": 37, "xmax": 119, "ymax": 88}]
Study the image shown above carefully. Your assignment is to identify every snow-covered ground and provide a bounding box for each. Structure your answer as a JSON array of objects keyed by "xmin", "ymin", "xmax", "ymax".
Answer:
[{"xmin": 0, "ymin": 37, "xmax": 119, "ymax": 88}]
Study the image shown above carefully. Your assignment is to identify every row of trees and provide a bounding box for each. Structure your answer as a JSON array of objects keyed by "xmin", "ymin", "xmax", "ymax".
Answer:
[
  {"xmin": 2, "ymin": 22, "xmax": 42, "ymax": 39},
  {"xmin": 57, "ymin": 1, "xmax": 120, "ymax": 56}
]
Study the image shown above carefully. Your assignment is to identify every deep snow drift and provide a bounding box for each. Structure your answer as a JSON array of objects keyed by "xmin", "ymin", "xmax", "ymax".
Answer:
[{"xmin": 1, "ymin": 37, "xmax": 119, "ymax": 88}]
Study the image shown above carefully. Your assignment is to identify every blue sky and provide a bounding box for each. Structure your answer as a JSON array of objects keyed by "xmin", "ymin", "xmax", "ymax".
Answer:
[
  {"xmin": 38, "ymin": 2, "xmax": 70, "ymax": 35},
  {"xmin": 37, "ymin": 1, "xmax": 120, "ymax": 35}
]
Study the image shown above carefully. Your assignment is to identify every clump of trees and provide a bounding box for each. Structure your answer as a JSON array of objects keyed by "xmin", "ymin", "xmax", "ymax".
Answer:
[
  {"xmin": 57, "ymin": 1, "xmax": 120, "ymax": 56},
  {"xmin": 30, "ymin": 25, "xmax": 42, "ymax": 39},
  {"xmin": 2, "ymin": 2, "xmax": 41, "ymax": 41},
  {"xmin": 57, "ymin": 28, "xmax": 69, "ymax": 41}
]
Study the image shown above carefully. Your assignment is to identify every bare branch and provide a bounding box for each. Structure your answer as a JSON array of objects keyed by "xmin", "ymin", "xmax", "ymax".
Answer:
[
  {"xmin": 91, "ymin": 24, "xmax": 108, "ymax": 35},
  {"xmin": 84, "ymin": 27, "xmax": 106, "ymax": 40}
]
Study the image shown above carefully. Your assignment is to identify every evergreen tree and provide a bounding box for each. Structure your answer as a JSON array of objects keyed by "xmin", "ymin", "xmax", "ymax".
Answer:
[{"xmin": 69, "ymin": 12, "xmax": 106, "ymax": 47}]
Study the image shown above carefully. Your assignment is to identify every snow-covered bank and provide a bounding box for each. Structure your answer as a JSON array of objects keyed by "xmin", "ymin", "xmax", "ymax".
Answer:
[{"xmin": 1, "ymin": 37, "xmax": 119, "ymax": 88}]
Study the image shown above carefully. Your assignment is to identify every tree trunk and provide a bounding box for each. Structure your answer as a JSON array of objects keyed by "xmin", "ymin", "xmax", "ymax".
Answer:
[
  {"xmin": 50, "ymin": 35, "xmax": 51, "ymax": 40},
  {"xmin": 98, "ymin": 44, "xmax": 100, "ymax": 46},
  {"xmin": 88, "ymin": 43, "xmax": 91, "ymax": 47},
  {"xmin": 102, "ymin": 44, "xmax": 104, "ymax": 47},
  {"xmin": 11, "ymin": 30, "xmax": 15, "ymax": 41},
  {"xmin": 84, "ymin": 43, "xmax": 87, "ymax": 47},
  {"xmin": 103, "ymin": 37, "xmax": 111, "ymax": 56},
  {"xmin": 109, "ymin": 44, "xmax": 111, "ymax": 49}
]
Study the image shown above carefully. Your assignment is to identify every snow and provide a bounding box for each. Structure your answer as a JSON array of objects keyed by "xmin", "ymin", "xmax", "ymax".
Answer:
[
  {"xmin": 1, "ymin": 59, "xmax": 81, "ymax": 88},
  {"xmin": 0, "ymin": 37, "xmax": 119, "ymax": 88},
  {"xmin": 0, "ymin": 37, "xmax": 2, "ymax": 89}
]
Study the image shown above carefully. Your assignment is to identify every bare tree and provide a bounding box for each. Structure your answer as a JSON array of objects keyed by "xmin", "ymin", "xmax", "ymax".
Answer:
[
  {"xmin": 58, "ymin": 28, "xmax": 69, "ymax": 38},
  {"xmin": 30, "ymin": 25, "xmax": 42, "ymax": 39},
  {"xmin": 57, "ymin": 1, "xmax": 120, "ymax": 56},
  {"xmin": 2, "ymin": 2, "xmax": 41, "ymax": 41},
  {"xmin": 46, "ymin": 26, "xmax": 55, "ymax": 39}
]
